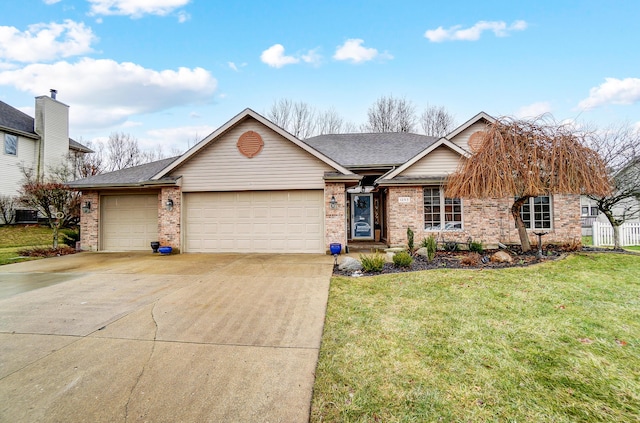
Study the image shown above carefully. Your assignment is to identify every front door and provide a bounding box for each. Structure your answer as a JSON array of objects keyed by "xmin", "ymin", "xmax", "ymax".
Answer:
[{"xmin": 351, "ymin": 193, "xmax": 373, "ymax": 239}]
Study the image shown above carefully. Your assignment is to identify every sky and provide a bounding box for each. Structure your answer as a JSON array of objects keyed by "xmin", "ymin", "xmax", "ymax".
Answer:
[{"xmin": 1, "ymin": 0, "xmax": 639, "ymax": 154}]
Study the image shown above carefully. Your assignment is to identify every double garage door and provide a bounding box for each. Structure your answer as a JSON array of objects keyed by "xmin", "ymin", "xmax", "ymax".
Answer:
[{"xmin": 184, "ymin": 190, "xmax": 324, "ymax": 253}]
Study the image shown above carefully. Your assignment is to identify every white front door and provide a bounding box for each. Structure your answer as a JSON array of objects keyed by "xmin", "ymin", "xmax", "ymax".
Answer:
[{"xmin": 351, "ymin": 193, "xmax": 373, "ymax": 239}]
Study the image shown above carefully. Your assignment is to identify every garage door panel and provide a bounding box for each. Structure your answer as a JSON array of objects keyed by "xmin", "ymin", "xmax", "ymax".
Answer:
[
  {"xmin": 184, "ymin": 190, "xmax": 323, "ymax": 253},
  {"xmin": 101, "ymin": 194, "xmax": 158, "ymax": 251}
]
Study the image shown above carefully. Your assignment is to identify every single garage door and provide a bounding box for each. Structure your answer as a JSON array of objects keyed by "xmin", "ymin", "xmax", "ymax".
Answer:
[
  {"xmin": 184, "ymin": 190, "xmax": 324, "ymax": 253},
  {"xmin": 101, "ymin": 194, "xmax": 158, "ymax": 251}
]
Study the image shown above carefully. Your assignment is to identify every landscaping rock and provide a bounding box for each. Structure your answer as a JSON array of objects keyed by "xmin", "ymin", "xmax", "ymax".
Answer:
[
  {"xmin": 339, "ymin": 256, "xmax": 362, "ymax": 272},
  {"xmin": 491, "ymin": 250, "xmax": 513, "ymax": 263},
  {"xmin": 384, "ymin": 247, "xmax": 406, "ymax": 261},
  {"xmin": 415, "ymin": 247, "xmax": 429, "ymax": 258}
]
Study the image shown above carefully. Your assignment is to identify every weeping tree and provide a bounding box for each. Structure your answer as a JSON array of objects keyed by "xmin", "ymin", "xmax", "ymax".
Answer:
[{"xmin": 445, "ymin": 116, "xmax": 611, "ymax": 252}]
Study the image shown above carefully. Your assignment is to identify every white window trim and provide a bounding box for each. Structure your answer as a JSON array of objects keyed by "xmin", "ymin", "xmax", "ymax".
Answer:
[
  {"xmin": 520, "ymin": 195, "xmax": 554, "ymax": 230},
  {"xmin": 4, "ymin": 133, "xmax": 18, "ymax": 156},
  {"xmin": 423, "ymin": 187, "xmax": 464, "ymax": 231}
]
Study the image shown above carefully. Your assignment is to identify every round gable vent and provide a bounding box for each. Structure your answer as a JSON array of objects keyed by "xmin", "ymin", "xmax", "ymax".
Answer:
[
  {"xmin": 237, "ymin": 130, "xmax": 264, "ymax": 158},
  {"xmin": 468, "ymin": 131, "xmax": 486, "ymax": 153}
]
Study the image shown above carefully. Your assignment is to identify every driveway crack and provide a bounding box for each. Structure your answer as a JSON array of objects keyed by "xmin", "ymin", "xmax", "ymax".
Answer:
[{"xmin": 124, "ymin": 301, "xmax": 159, "ymax": 422}]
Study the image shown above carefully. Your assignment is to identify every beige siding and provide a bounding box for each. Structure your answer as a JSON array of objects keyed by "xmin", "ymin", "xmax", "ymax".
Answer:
[
  {"xmin": 0, "ymin": 132, "xmax": 38, "ymax": 197},
  {"xmin": 171, "ymin": 118, "xmax": 333, "ymax": 192},
  {"xmin": 101, "ymin": 194, "xmax": 158, "ymax": 251},
  {"xmin": 184, "ymin": 190, "xmax": 324, "ymax": 253},
  {"xmin": 449, "ymin": 122, "xmax": 489, "ymax": 151},
  {"xmin": 398, "ymin": 145, "xmax": 463, "ymax": 177},
  {"xmin": 35, "ymin": 96, "xmax": 69, "ymax": 175}
]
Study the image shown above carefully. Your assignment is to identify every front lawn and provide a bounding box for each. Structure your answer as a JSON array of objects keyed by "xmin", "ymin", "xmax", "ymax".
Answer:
[
  {"xmin": 312, "ymin": 253, "xmax": 640, "ymax": 422},
  {"xmin": 0, "ymin": 225, "xmax": 54, "ymax": 265}
]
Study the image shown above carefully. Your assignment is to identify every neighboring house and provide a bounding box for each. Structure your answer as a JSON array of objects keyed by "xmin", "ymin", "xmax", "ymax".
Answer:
[
  {"xmin": 69, "ymin": 108, "xmax": 581, "ymax": 253},
  {"xmin": 580, "ymin": 158, "xmax": 640, "ymax": 236},
  {"xmin": 1, "ymin": 91, "xmax": 92, "ymax": 222}
]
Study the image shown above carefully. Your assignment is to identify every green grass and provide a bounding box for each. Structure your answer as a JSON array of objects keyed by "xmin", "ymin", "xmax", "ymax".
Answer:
[
  {"xmin": 0, "ymin": 225, "xmax": 54, "ymax": 265},
  {"xmin": 312, "ymin": 253, "xmax": 640, "ymax": 422}
]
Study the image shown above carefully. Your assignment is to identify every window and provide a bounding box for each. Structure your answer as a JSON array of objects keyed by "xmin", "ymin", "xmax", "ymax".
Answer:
[
  {"xmin": 581, "ymin": 206, "xmax": 589, "ymax": 216},
  {"xmin": 520, "ymin": 196, "xmax": 552, "ymax": 229},
  {"xmin": 424, "ymin": 187, "xmax": 462, "ymax": 230},
  {"xmin": 590, "ymin": 206, "xmax": 599, "ymax": 216},
  {"xmin": 4, "ymin": 134, "xmax": 17, "ymax": 155}
]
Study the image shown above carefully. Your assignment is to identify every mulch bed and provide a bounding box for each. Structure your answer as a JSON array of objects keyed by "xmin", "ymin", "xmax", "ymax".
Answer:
[{"xmin": 333, "ymin": 245, "xmax": 621, "ymax": 277}]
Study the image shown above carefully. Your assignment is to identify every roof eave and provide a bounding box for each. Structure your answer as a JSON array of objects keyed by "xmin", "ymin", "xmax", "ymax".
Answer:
[
  {"xmin": 324, "ymin": 173, "xmax": 363, "ymax": 182},
  {"xmin": 377, "ymin": 176, "xmax": 448, "ymax": 186},
  {"xmin": 0, "ymin": 125, "xmax": 39, "ymax": 140},
  {"xmin": 68, "ymin": 179, "xmax": 179, "ymax": 190}
]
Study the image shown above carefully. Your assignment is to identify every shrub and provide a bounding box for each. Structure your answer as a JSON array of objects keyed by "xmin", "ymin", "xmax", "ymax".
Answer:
[
  {"xmin": 469, "ymin": 240, "xmax": 484, "ymax": 253},
  {"xmin": 0, "ymin": 195, "xmax": 17, "ymax": 225},
  {"xmin": 17, "ymin": 246, "xmax": 76, "ymax": 258},
  {"xmin": 393, "ymin": 251, "xmax": 413, "ymax": 268},
  {"xmin": 422, "ymin": 235, "xmax": 437, "ymax": 261},
  {"xmin": 407, "ymin": 227, "xmax": 414, "ymax": 252},
  {"xmin": 60, "ymin": 228, "xmax": 80, "ymax": 247},
  {"xmin": 360, "ymin": 253, "xmax": 386, "ymax": 272}
]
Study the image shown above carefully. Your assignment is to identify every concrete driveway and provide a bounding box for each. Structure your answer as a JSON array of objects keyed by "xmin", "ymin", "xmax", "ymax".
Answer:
[{"xmin": 0, "ymin": 252, "xmax": 333, "ymax": 422}]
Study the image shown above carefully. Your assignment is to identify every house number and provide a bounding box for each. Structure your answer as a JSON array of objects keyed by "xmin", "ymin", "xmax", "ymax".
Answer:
[{"xmin": 398, "ymin": 197, "xmax": 411, "ymax": 203}]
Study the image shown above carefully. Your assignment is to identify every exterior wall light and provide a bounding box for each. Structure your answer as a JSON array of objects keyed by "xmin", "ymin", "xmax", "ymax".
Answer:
[
  {"xmin": 82, "ymin": 201, "xmax": 91, "ymax": 213},
  {"xmin": 165, "ymin": 198, "xmax": 174, "ymax": 211},
  {"xmin": 330, "ymin": 195, "xmax": 337, "ymax": 209}
]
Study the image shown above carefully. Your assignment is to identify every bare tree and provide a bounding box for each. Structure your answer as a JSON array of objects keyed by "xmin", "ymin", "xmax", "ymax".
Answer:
[
  {"xmin": 0, "ymin": 195, "xmax": 17, "ymax": 224},
  {"xmin": 446, "ymin": 116, "xmax": 611, "ymax": 252},
  {"xmin": 364, "ymin": 95, "xmax": 417, "ymax": 133},
  {"xmin": 19, "ymin": 166, "xmax": 80, "ymax": 247},
  {"xmin": 586, "ymin": 122, "xmax": 640, "ymax": 249},
  {"xmin": 266, "ymin": 99, "xmax": 319, "ymax": 138},
  {"xmin": 420, "ymin": 104, "xmax": 456, "ymax": 137},
  {"xmin": 71, "ymin": 140, "xmax": 105, "ymax": 179},
  {"xmin": 315, "ymin": 108, "xmax": 344, "ymax": 135},
  {"xmin": 105, "ymin": 132, "xmax": 144, "ymax": 172}
]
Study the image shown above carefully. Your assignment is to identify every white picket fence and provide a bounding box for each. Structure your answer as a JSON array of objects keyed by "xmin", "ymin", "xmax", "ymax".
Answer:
[{"xmin": 592, "ymin": 221, "xmax": 640, "ymax": 246}]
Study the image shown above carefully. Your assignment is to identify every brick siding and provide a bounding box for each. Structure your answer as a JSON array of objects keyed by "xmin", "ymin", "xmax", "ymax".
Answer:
[
  {"xmin": 158, "ymin": 187, "xmax": 181, "ymax": 251},
  {"xmin": 386, "ymin": 186, "xmax": 581, "ymax": 248},
  {"xmin": 324, "ymin": 182, "xmax": 347, "ymax": 253},
  {"xmin": 79, "ymin": 191, "xmax": 100, "ymax": 251}
]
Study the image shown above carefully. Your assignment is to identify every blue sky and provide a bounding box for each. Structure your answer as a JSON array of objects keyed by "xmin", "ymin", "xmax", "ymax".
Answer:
[{"xmin": 1, "ymin": 0, "xmax": 638, "ymax": 153}]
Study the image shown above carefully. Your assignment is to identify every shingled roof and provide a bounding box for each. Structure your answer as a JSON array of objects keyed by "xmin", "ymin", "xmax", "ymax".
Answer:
[
  {"xmin": 303, "ymin": 132, "xmax": 438, "ymax": 168},
  {"xmin": 0, "ymin": 99, "xmax": 92, "ymax": 152},
  {"xmin": 0, "ymin": 100, "xmax": 37, "ymax": 136},
  {"xmin": 68, "ymin": 157, "xmax": 180, "ymax": 188}
]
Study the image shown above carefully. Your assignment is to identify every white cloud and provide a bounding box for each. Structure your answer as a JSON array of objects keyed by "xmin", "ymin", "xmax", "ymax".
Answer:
[
  {"xmin": 43, "ymin": 0, "xmax": 62, "ymax": 4},
  {"xmin": 333, "ymin": 39, "xmax": 390, "ymax": 64},
  {"xmin": 88, "ymin": 0, "xmax": 191, "ymax": 18},
  {"xmin": 301, "ymin": 48, "xmax": 322, "ymax": 66},
  {"xmin": 176, "ymin": 10, "xmax": 190, "ymax": 23},
  {"xmin": 228, "ymin": 61, "xmax": 247, "ymax": 72},
  {"xmin": 260, "ymin": 44, "xmax": 299, "ymax": 68},
  {"xmin": 0, "ymin": 58, "xmax": 217, "ymax": 128},
  {"xmin": 0, "ymin": 20, "xmax": 96, "ymax": 63},
  {"xmin": 578, "ymin": 77, "xmax": 640, "ymax": 110},
  {"xmin": 515, "ymin": 101, "xmax": 552, "ymax": 118},
  {"xmin": 425, "ymin": 20, "xmax": 527, "ymax": 42}
]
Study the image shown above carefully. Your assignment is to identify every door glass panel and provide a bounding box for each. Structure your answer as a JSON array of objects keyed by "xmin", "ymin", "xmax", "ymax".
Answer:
[{"xmin": 352, "ymin": 194, "xmax": 372, "ymax": 238}]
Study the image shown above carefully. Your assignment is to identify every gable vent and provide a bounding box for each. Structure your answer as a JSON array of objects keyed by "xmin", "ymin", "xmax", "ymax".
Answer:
[
  {"xmin": 468, "ymin": 131, "xmax": 486, "ymax": 153},
  {"xmin": 237, "ymin": 130, "xmax": 264, "ymax": 158}
]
